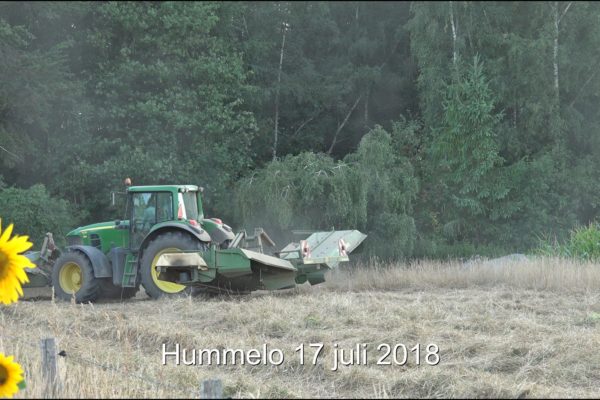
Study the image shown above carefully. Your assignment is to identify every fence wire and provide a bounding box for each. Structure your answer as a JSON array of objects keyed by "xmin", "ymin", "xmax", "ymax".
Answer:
[
  {"xmin": 59, "ymin": 349, "xmax": 198, "ymax": 397},
  {"xmin": 2, "ymin": 333, "xmax": 227, "ymax": 398}
]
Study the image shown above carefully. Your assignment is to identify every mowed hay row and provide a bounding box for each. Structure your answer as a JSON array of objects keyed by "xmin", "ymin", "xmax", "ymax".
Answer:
[
  {"xmin": 325, "ymin": 257, "xmax": 600, "ymax": 292},
  {"xmin": 2, "ymin": 258, "xmax": 600, "ymax": 398}
]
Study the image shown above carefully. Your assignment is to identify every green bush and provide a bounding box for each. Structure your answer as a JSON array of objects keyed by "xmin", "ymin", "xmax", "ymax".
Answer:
[
  {"xmin": 0, "ymin": 184, "xmax": 82, "ymax": 247},
  {"xmin": 368, "ymin": 212, "xmax": 416, "ymax": 260},
  {"xmin": 235, "ymin": 124, "xmax": 419, "ymax": 259},
  {"xmin": 536, "ymin": 222, "xmax": 600, "ymax": 260}
]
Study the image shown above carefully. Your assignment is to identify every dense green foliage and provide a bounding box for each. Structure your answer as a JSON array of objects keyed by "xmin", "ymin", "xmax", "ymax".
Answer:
[
  {"xmin": 537, "ymin": 223, "xmax": 600, "ymax": 261},
  {"xmin": 0, "ymin": 184, "xmax": 79, "ymax": 246},
  {"xmin": 237, "ymin": 124, "xmax": 418, "ymax": 259},
  {"xmin": 1, "ymin": 2, "xmax": 600, "ymax": 258}
]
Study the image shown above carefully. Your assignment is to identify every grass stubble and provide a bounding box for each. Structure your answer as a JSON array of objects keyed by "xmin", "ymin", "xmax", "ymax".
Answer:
[{"xmin": 2, "ymin": 257, "xmax": 600, "ymax": 398}]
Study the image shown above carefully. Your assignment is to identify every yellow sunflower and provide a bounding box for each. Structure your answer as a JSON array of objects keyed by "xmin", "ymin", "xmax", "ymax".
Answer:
[
  {"xmin": 0, "ymin": 219, "xmax": 35, "ymax": 305},
  {"xmin": 0, "ymin": 353, "xmax": 24, "ymax": 398}
]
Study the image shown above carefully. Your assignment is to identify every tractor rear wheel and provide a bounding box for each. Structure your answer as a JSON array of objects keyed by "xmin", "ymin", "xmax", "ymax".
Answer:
[
  {"xmin": 51, "ymin": 251, "xmax": 100, "ymax": 303},
  {"xmin": 140, "ymin": 231, "xmax": 208, "ymax": 299},
  {"xmin": 99, "ymin": 279, "xmax": 140, "ymax": 300}
]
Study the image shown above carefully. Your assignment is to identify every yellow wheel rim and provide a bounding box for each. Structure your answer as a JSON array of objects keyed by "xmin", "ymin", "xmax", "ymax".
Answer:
[
  {"xmin": 59, "ymin": 262, "xmax": 83, "ymax": 294},
  {"xmin": 151, "ymin": 247, "xmax": 186, "ymax": 294}
]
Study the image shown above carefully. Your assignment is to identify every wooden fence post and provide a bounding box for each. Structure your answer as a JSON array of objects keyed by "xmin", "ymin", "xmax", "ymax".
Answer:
[
  {"xmin": 199, "ymin": 378, "xmax": 223, "ymax": 399},
  {"xmin": 40, "ymin": 337, "xmax": 60, "ymax": 397}
]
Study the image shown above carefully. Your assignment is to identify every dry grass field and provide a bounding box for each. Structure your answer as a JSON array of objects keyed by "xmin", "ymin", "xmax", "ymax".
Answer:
[{"xmin": 3, "ymin": 257, "xmax": 600, "ymax": 398}]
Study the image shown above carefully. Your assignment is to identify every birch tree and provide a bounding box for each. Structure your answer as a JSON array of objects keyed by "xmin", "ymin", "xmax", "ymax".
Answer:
[
  {"xmin": 552, "ymin": 1, "xmax": 573, "ymax": 107},
  {"xmin": 272, "ymin": 20, "xmax": 288, "ymax": 160}
]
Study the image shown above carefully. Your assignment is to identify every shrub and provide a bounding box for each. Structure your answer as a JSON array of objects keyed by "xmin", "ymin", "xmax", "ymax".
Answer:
[
  {"xmin": 0, "ymin": 184, "xmax": 81, "ymax": 247},
  {"xmin": 536, "ymin": 222, "xmax": 600, "ymax": 260},
  {"xmin": 235, "ymin": 124, "xmax": 419, "ymax": 259}
]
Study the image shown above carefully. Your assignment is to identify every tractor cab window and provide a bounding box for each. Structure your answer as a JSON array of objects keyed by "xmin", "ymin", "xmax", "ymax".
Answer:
[
  {"xmin": 132, "ymin": 192, "xmax": 173, "ymax": 227},
  {"xmin": 181, "ymin": 191, "xmax": 199, "ymax": 220},
  {"xmin": 156, "ymin": 192, "xmax": 173, "ymax": 222},
  {"xmin": 131, "ymin": 192, "xmax": 173, "ymax": 249},
  {"xmin": 132, "ymin": 192, "xmax": 155, "ymax": 231}
]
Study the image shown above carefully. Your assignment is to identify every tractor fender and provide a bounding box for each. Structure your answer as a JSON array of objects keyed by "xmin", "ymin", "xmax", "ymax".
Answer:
[
  {"xmin": 205, "ymin": 224, "xmax": 235, "ymax": 245},
  {"xmin": 201, "ymin": 219, "xmax": 235, "ymax": 245},
  {"xmin": 66, "ymin": 245, "xmax": 112, "ymax": 278},
  {"xmin": 142, "ymin": 223, "xmax": 212, "ymax": 251}
]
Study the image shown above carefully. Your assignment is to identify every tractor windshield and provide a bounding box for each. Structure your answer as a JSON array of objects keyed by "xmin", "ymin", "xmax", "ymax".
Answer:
[{"xmin": 182, "ymin": 191, "xmax": 199, "ymax": 220}]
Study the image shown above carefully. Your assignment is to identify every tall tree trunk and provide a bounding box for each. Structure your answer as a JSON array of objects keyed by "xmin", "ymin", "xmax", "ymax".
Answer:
[
  {"xmin": 513, "ymin": 92, "xmax": 518, "ymax": 129},
  {"xmin": 569, "ymin": 64, "xmax": 600, "ymax": 109},
  {"xmin": 467, "ymin": 2, "xmax": 473, "ymax": 51},
  {"xmin": 291, "ymin": 112, "xmax": 319, "ymax": 138},
  {"xmin": 364, "ymin": 88, "xmax": 369, "ymax": 126},
  {"xmin": 553, "ymin": 1, "xmax": 573, "ymax": 108},
  {"xmin": 327, "ymin": 94, "xmax": 362, "ymax": 155},
  {"xmin": 0, "ymin": 145, "xmax": 21, "ymax": 161},
  {"xmin": 553, "ymin": 1, "xmax": 559, "ymax": 106},
  {"xmin": 273, "ymin": 22, "xmax": 287, "ymax": 161},
  {"xmin": 449, "ymin": 1, "xmax": 457, "ymax": 67}
]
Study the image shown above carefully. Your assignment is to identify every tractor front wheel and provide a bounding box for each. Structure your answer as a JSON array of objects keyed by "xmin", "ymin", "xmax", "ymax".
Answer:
[
  {"xmin": 140, "ymin": 231, "xmax": 208, "ymax": 299},
  {"xmin": 51, "ymin": 251, "xmax": 100, "ymax": 303}
]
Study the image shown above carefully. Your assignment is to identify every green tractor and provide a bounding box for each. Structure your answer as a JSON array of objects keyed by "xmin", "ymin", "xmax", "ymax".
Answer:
[{"xmin": 24, "ymin": 184, "xmax": 366, "ymax": 302}]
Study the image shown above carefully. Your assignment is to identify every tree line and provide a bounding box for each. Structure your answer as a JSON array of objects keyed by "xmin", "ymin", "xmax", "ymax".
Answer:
[{"xmin": 1, "ymin": 2, "xmax": 599, "ymax": 258}]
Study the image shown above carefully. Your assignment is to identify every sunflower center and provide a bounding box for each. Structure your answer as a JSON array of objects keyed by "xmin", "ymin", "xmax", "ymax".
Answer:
[
  {"xmin": 0, "ymin": 364, "xmax": 7, "ymax": 385},
  {"xmin": 0, "ymin": 251, "xmax": 7, "ymax": 279}
]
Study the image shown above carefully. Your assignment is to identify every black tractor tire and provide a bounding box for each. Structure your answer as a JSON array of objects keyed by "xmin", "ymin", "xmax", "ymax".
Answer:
[
  {"xmin": 140, "ymin": 231, "xmax": 208, "ymax": 299},
  {"xmin": 51, "ymin": 251, "xmax": 100, "ymax": 303},
  {"xmin": 99, "ymin": 279, "xmax": 140, "ymax": 300}
]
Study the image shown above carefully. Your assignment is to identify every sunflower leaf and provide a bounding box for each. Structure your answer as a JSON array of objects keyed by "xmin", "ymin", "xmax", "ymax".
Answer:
[{"xmin": 18, "ymin": 380, "xmax": 27, "ymax": 390}]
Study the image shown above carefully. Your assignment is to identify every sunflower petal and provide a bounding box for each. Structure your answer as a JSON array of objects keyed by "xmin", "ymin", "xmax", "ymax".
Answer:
[
  {"xmin": 0, "ymin": 275, "xmax": 22, "ymax": 304},
  {"xmin": 11, "ymin": 254, "xmax": 35, "ymax": 270},
  {"xmin": 13, "ymin": 267, "xmax": 30, "ymax": 284},
  {"xmin": 6, "ymin": 235, "xmax": 33, "ymax": 253},
  {"xmin": 0, "ymin": 223, "xmax": 14, "ymax": 245}
]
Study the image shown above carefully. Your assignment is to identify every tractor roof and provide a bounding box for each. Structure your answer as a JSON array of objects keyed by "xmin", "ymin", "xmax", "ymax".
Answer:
[{"xmin": 127, "ymin": 185, "xmax": 199, "ymax": 193}]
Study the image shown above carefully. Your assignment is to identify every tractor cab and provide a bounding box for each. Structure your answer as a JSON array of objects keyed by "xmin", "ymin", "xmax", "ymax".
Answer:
[
  {"xmin": 123, "ymin": 184, "xmax": 234, "ymax": 251},
  {"xmin": 126, "ymin": 185, "xmax": 205, "ymax": 250}
]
